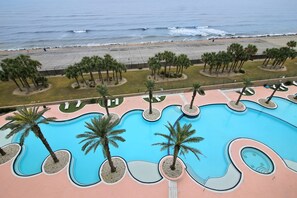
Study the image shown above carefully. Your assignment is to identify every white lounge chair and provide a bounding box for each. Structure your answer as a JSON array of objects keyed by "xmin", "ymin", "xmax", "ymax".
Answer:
[
  {"xmin": 245, "ymin": 88, "xmax": 254, "ymax": 95},
  {"xmin": 107, "ymin": 99, "xmax": 111, "ymax": 107},
  {"xmin": 281, "ymin": 83, "xmax": 288, "ymax": 88},
  {"xmin": 115, "ymin": 98, "xmax": 119, "ymax": 105},
  {"xmin": 64, "ymin": 102, "xmax": 69, "ymax": 110},
  {"xmin": 155, "ymin": 96, "xmax": 161, "ymax": 102},
  {"xmin": 279, "ymin": 86, "xmax": 286, "ymax": 91},
  {"xmin": 76, "ymin": 100, "xmax": 81, "ymax": 108},
  {"xmin": 293, "ymin": 81, "xmax": 297, "ymax": 86}
]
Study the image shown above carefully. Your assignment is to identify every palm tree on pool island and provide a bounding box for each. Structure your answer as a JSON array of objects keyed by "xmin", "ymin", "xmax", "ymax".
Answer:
[
  {"xmin": 235, "ymin": 78, "xmax": 252, "ymax": 105},
  {"xmin": 190, "ymin": 82, "xmax": 202, "ymax": 109},
  {"xmin": 145, "ymin": 79, "xmax": 155, "ymax": 114},
  {"xmin": 266, "ymin": 82, "xmax": 281, "ymax": 104},
  {"xmin": 3, "ymin": 106, "xmax": 59, "ymax": 163},
  {"xmin": 153, "ymin": 121, "xmax": 204, "ymax": 170},
  {"xmin": 76, "ymin": 116, "xmax": 126, "ymax": 173},
  {"xmin": 97, "ymin": 84, "xmax": 111, "ymax": 117}
]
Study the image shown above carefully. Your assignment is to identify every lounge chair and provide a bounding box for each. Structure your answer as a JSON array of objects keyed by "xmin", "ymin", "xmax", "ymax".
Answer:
[
  {"xmin": 155, "ymin": 96, "xmax": 161, "ymax": 102},
  {"xmin": 271, "ymin": 85, "xmax": 276, "ymax": 89},
  {"xmin": 115, "ymin": 98, "xmax": 119, "ymax": 105},
  {"xmin": 65, "ymin": 102, "xmax": 69, "ymax": 110},
  {"xmin": 245, "ymin": 88, "xmax": 254, "ymax": 95},
  {"xmin": 107, "ymin": 99, "xmax": 111, "ymax": 107},
  {"xmin": 293, "ymin": 81, "xmax": 297, "ymax": 86},
  {"xmin": 279, "ymin": 86, "xmax": 286, "ymax": 91},
  {"xmin": 76, "ymin": 100, "xmax": 81, "ymax": 108},
  {"xmin": 281, "ymin": 83, "xmax": 288, "ymax": 88}
]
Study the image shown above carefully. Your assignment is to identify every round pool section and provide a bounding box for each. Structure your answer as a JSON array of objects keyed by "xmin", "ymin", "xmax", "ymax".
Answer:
[{"xmin": 241, "ymin": 147, "xmax": 274, "ymax": 174}]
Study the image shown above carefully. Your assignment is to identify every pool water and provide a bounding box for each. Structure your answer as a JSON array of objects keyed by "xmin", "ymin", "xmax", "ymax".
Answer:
[
  {"xmin": 241, "ymin": 147, "xmax": 273, "ymax": 174},
  {"xmin": 9, "ymin": 97, "xmax": 297, "ymax": 186}
]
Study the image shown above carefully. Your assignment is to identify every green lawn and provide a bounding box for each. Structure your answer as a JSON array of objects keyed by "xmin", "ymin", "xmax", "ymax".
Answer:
[{"xmin": 0, "ymin": 59, "xmax": 296, "ymax": 107}]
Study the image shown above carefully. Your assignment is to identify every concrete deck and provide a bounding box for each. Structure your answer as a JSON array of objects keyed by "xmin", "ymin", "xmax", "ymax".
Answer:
[{"xmin": 1, "ymin": 85, "xmax": 297, "ymax": 197}]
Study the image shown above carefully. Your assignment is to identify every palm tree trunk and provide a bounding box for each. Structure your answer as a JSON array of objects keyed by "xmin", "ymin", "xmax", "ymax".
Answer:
[
  {"xmin": 80, "ymin": 72, "xmax": 87, "ymax": 84},
  {"xmin": 12, "ymin": 78, "xmax": 22, "ymax": 91},
  {"xmin": 74, "ymin": 77, "xmax": 79, "ymax": 86},
  {"xmin": 0, "ymin": 147, "xmax": 6, "ymax": 156},
  {"xmin": 98, "ymin": 70, "xmax": 103, "ymax": 83},
  {"xmin": 36, "ymin": 126, "xmax": 59, "ymax": 163},
  {"xmin": 104, "ymin": 142, "xmax": 116, "ymax": 173},
  {"xmin": 18, "ymin": 77, "xmax": 25, "ymax": 87},
  {"xmin": 119, "ymin": 71, "xmax": 123, "ymax": 81},
  {"xmin": 149, "ymin": 90, "xmax": 153, "ymax": 114},
  {"xmin": 203, "ymin": 63, "xmax": 207, "ymax": 72},
  {"xmin": 103, "ymin": 96, "xmax": 110, "ymax": 116},
  {"xmin": 90, "ymin": 72, "xmax": 94, "ymax": 82},
  {"xmin": 266, "ymin": 84, "xmax": 281, "ymax": 104},
  {"xmin": 106, "ymin": 70, "xmax": 110, "ymax": 82},
  {"xmin": 236, "ymin": 87, "xmax": 246, "ymax": 105},
  {"xmin": 115, "ymin": 71, "xmax": 119, "ymax": 84},
  {"xmin": 170, "ymin": 146, "xmax": 180, "ymax": 170},
  {"xmin": 190, "ymin": 90, "xmax": 197, "ymax": 109}
]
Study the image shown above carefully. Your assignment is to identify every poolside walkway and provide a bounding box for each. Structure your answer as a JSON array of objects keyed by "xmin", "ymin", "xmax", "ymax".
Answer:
[{"xmin": 1, "ymin": 85, "xmax": 297, "ymax": 198}]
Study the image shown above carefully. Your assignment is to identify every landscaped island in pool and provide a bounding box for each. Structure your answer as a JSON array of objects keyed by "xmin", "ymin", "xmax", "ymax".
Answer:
[{"xmin": 11, "ymin": 97, "xmax": 297, "ymax": 186}]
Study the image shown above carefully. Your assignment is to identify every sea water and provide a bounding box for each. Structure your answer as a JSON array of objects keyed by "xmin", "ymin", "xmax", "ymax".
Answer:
[{"xmin": 0, "ymin": 0, "xmax": 297, "ymax": 50}]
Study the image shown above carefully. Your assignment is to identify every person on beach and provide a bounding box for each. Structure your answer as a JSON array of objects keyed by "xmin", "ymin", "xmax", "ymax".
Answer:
[{"xmin": 43, "ymin": 48, "xmax": 47, "ymax": 52}]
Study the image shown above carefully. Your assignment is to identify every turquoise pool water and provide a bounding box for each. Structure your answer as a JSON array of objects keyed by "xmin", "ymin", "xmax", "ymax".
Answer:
[
  {"xmin": 241, "ymin": 147, "xmax": 274, "ymax": 174},
  {"xmin": 9, "ymin": 97, "xmax": 297, "ymax": 186}
]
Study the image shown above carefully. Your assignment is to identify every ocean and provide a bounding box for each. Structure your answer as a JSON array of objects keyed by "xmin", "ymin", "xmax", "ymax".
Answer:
[{"xmin": 0, "ymin": 0, "xmax": 297, "ymax": 50}]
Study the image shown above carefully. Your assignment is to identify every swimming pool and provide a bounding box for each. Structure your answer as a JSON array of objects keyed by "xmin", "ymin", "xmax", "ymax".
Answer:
[
  {"xmin": 241, "ymin": 147, "xmax": 274, "ymax": 174},
  {"xmin": 10, "ymin": 97, "xmax": 297, "ymax": 186}
]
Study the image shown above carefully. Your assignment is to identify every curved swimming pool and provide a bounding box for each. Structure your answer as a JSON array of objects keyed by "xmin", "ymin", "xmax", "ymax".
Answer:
[{"xmin": 10, "ymin": 97, "xmax": 297, "ymax": 186}]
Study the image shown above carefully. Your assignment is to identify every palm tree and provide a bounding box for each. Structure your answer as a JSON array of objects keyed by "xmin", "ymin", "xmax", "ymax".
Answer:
[
  {"xmin": 190, "ymin": 83, "xmax": 201, "ymax": 109},
  {"xmin": 97, "ymin": 84, "xmax": 110, "ymax": 116},
  {"xmin": 75, "ymin": 62, "xmax": 87, "ymax": 85},
  {"xmin": 117, "ymin": 62, "xmax": 127, "ymax": 81},
  {"xmin": 201, "ymin": 52, "xmax": 212, "ymax": 72},
  {"xmin": 175, "ymin": 54, "xmax": 192, "ymax": 75},
  {"xmin": 76, "ymin": 116, "xmax": 125, "ymax": 173},
  {"xmin": 65, "ymin": 65, "xmax": 80, "ymax": 86},
  {"xmin": 144, "ymin": 80, "xmax": 155, "ymax": 114},
  {"xmin": 81, "ymin": 56, "xmax": 95, "ymax": 82},
  {"xmin": 91, "ymin": 55, "xmax": 104, "ymax": 83},
  {"xmin": 235, "ymin": 79, "xmax": 252, "ymax": 105},
  {"xmin": 103, "ymin": 54, "xmax": 115, "ymax": 83},
  {"xmin": 163, "ymin": 51, "xmax": 176, "ymax": 75},
  {"xmin": 148, "ymin": 57, "xmax": 161, "ymax": 79},
  {"xmin": 3, "ymin": 107, "xmax": 59, "ymax": 163},
  {"xmin": 153, "ymin": 121, "xmax": 204, "ymax": 170},
  {"xmin": 227, "ymin": 43, "xmax": 244, "ymax": 72},
  {"xmin": 287, "ymin": 40, "xmax": 297, "ymax": 49},
  {"xmin": 0, "ymin": 58, "xmax": 23, "ymax": 91},
  {"xmin": 266, "ymin": 82, "xmax": 281, "ymax": 104},
  {"xmin": 0, "ymin": 147, "xmax": 6, "ymax": 156}
]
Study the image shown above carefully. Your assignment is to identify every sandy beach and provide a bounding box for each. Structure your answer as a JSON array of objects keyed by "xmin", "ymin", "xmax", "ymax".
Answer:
[{"xmin": 0, "ymin": 35, "xmax": 296, "ymax": 71}]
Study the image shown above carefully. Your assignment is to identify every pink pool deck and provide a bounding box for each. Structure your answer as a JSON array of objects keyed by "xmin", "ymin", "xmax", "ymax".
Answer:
[{"xmin": 1, "ymin": 85, "xmax": 297, "ymax": 198}]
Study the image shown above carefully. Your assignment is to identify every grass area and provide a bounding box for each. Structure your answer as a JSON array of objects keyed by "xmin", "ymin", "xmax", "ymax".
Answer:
[
  {"xmin": 143, "ymin": 96, "xmax": 166, "ymax": 103},
  {"xmin": 0, "ymin": 59, "xmax": 297, "ymax": 107},
  {"xmin": 59, "ymin": 101, "xmax": 86, "ymax": 113}
]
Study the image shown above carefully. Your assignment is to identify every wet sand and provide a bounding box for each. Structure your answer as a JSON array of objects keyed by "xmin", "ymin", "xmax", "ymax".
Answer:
[{"xmin": 0, "ymin": 35, "xmax": 296, "ymax": 71}]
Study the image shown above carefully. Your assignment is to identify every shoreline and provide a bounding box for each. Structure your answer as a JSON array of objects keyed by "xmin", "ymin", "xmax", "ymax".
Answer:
[
  {"xmin": 1, "ymin": 34, "xmax": 296, "ymax": 71},
  {"xmin": 1, "ymin": 33, "xmax": 297, "ymax": 52}
]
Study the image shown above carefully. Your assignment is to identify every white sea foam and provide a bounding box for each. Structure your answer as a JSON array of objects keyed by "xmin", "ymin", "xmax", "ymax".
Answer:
[
  {"xmin": 72, "ymin": 30, "xmax": 88, "ymax": 33},
  {"xmin": 168, "ymin": 26, "xmax": 228, "ymax": 37}
]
